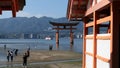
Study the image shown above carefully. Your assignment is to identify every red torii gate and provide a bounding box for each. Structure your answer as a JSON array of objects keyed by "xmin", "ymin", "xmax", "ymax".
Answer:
[{"xmin": 50, "ymin": 21, "xmax": 79, "ymax": 49}]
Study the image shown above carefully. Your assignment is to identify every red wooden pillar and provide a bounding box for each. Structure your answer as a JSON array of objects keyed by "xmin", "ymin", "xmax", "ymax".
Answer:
[
  {"xmin": 0, "ymin": 8, "xmax": 2, "ymax": 14},
  {"xmin": 70, "ymin": 26, "xmax": 74, "ymax": 49},
  {"xmin": 93, "ymin": 11, "xmax": 98, "ymax": 68},
  {"xmin": 110, "ymin": 1, "xmax": 120, "ymax": 68},
  {"xmin": 11, "ymin": 0, "xmax": 17, "ymax": 17},
  {"xmin": 82, "ymin": 17, "xmax": 88, "ymax": 68},
  {"xmin": 15, "ymin": 0, "xmax": 19, "ymax": 12},
  {"xmin": 56, "ymin": 26, "xmax": 59, "ymax": 49}
]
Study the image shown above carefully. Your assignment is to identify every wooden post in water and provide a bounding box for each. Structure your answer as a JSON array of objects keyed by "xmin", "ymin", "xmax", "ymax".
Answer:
[
  {"xmin": 56, "ymin": 26, "xmax": 59, "ymax": 49},
  {"xmin": 70, "ymin": 26, "xmax": 74, "ymax": 49}
]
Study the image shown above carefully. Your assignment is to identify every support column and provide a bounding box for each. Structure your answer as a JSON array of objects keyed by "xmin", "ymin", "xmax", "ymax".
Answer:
[
  {"xmin": 110, "ymin": 2, "xmax": 120, "ymax": 68},
  {"xmin": 12, "ymin": 0, "xmax": 17, "ymax": 17},
  {"xmin": 0, "ymin": 8, "xmax": 2, "ymax": 14},
  {"xmin": 70, "ymin": 32, "xmax": 74, "ymax": 48},
  {"xmin": 56, "ymin": 31, "xmax": 59, "ymax": 49},
  {"xmin": 93, "ymin": 11, "xmax": 98, "ymax": 68},
  {"xmin": 70, "ymin": 26, "xmax": 74, "ymax": 49},
  {"xmin": 82, "ymin": 17, "xmax": 88, "ymax": 68}
]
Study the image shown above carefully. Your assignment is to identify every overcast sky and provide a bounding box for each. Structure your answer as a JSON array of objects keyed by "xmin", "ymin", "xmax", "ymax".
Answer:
[{"xmin": 0, "ymin": 0, "xmax": 68, "ymax": 18}]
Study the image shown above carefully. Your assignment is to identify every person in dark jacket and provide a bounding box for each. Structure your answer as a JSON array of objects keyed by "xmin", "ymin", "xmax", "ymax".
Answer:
[
  {"xmin": 15, "ymin": 49, "xmax": 18, "ymax": 56},
  {"xmin": 7, "ymin": 50, "xmax": 10, "ymax": 62},
  {"xmin": 10, "ymin": 51, "xmax": 13, "ymax": 62},
  {"xmin": 23, "ymin": 52, "xmax": 28, "ymax": 68}
]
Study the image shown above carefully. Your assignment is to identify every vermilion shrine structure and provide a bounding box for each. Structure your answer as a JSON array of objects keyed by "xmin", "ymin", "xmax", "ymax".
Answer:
[
  {"xmin": 0, "ymin": 0, "xmax": 26, "ymax": 17},
  {"xmin": 67, "ymin": 0, "xmax": 119, "ymax": 68},
  {"xmin": 50, "ymin": 21, "xmax": 79, "ymax": 49}
]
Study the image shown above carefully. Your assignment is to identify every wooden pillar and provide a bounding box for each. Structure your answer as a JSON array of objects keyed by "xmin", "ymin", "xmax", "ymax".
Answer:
[
  {"xmin": 110, "ymin": 2, "xmax": 120, "ymax": 68},
  {"xmin": 15, "ymin": 0, "xmax": 19, "ymax": 12},
  {"xmin": 11, "ymin": 0, "xmax": 17, "ymax": 17},
  {"xmin": 70, "ymin": 26, "xmax": 74, "ymax": 48},
  {"xmin": 82, "ymin": 17, "xmax": 88, "ymax": 68},
  {"xmin": 56, "ymin": 26, "xmax": 59, "ymax": 49},
  {"xmin": 93, "ymin": 11, "xmax": 98, "ymax": 68},
  {"xmin": 0, "ymin": 8, "xmax": 2, "ymax": 14}
]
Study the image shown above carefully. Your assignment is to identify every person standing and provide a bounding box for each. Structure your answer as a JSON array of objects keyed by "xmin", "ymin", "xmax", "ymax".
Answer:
[
  {"xmin": 23, "ymin": 52, "xmax": 28, "ymax": 68},
  {"xmin": 10, "ymin": 51, "xmax": 13, "ymax": 62},
  {"xmin": 7, "ymin": 50, "xmax": 10, "ymax": 62},
  {"xmin": 4, "ymin": 44, "xmax": 6, "ymax": 50},
  {"xmin": 15, "ymin": 49, "xmax": 18, "ymax": 56}
]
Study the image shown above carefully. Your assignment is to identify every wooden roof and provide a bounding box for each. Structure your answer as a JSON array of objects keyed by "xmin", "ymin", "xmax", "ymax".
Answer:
[
  {"xmin": 50, "ymin": 21, "xmax": 79, "ymax": 26},
  {"xmin": 67, "ymin": 0, "xmax": 88, "ymax": 21},
  {"xmin": 67, "ymin": 0, "xmax": 119, "ymax": 21},
  {"xmin": 0, "ymin": 0, "xmax": 26, "ymax": 17}
]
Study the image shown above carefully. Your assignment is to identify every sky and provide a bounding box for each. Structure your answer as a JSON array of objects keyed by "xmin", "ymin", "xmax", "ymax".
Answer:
[{"xmin": 0, "ymin": 0, "xmax": 68, "ymax": 18}]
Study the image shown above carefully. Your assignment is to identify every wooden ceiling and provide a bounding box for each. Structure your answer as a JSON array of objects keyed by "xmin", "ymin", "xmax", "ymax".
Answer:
[
  {"xmin": 0, "ymin": 0, "xmax": 26, "ymax": 17},
  {"xmin": 67, "ymin": 0, "xmax": 88, "ymax": 21}
]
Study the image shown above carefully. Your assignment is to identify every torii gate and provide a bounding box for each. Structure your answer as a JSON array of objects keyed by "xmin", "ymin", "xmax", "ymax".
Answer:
[{"xmin": 50, "ymin": 21, "xmax": 79, "ymax": 49}]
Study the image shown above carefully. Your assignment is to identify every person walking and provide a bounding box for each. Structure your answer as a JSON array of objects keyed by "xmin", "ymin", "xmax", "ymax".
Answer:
[{"xmin": 23, "ymin": 52, "xmax": 28, "ymax": 68}]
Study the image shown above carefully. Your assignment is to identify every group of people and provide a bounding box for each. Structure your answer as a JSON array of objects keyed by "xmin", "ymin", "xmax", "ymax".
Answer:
[
  {"xmin": 7, "ymin": 48, "xmax": 30, "ymax": 68},
  {"xmin": 7, "ymin": 50, "xmax": 14, "ymax": 62},
  {"xmin": 7, "ymin": 49, "xmax": 18, "ymax": 62}
]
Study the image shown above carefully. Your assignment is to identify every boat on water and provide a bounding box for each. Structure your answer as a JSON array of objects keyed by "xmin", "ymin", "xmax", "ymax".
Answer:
[{"xmin": 45, "ymin": 36, "xmax": 52, "ymax": 40}]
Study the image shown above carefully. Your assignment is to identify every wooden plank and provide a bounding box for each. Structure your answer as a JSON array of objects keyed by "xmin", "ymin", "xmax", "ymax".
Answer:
[
  {"xmin": 86, "ymin": 35, "xmax": 94, "ymax": 39},
  {"xmin": 96, "ymin": 55, "xmax": 110, "ymax": 63},
  {"xmin": 86, "ymin": 21, "xmax": 94, "ymax": 27},
  {"xmin": 86, "ymin": 52, "xmax": 93, "ymax": 56},
  {"xmin": 97, "ymin": 16, "xmax": 111, "ymax": 24},
  {"xmin": 1, "ymin": 7, "xmax": 12, "ymax": 10},
  {"xmin": 96, "ymin": 35, "xmax": 110, "ymax": 40}
]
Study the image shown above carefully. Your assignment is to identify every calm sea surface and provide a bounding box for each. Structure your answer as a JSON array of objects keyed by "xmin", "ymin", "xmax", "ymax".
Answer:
[{"xmin": 0, "ymin": 38, "xmax": 83, "ymax": 61}]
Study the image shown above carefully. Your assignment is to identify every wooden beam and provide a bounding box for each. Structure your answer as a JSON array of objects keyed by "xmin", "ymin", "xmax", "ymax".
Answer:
[
  {"xmin": 86, "ymin": 21, "xmax": 94, "ymax": 27},
  {"xmin": 97, "ymin": 16, "xmax": 111, "ymax": 24},
  {"xmin": 96, "ymin": 55, "xmax": 110, "ymax": 63},
  {"xmin": 1, "ymin": 6, "xmax": 12, "ymax": 10},
  {"xmin": 0, "ymin": 0, "xmax": 11, "ymax": 1},
  {"xmin": 53, "ymin": 28, "xmax": 77, "ymax": 30},
  {"xmin": 86, "ymin": 52, "xmax": 93, "ymax": 56},
  {"xmin": 96, "ymin": 35, "xmax": 110, "ymax": 40},
  {"xmin": 85, "ymin": 0, "xmax": 111, "ymax": 16},
  {"xmin": 68, "ymin": 0, "xmax": 74, "ymax": 20},
  {"xmin": 86, "ymin": 35, "xmax": 93, "ymax": 39}
]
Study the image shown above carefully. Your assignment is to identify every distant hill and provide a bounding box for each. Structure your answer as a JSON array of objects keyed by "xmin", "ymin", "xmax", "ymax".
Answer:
[{"xmin": 0, "ymin": 16, "xmax": 83, "ymax": 34}]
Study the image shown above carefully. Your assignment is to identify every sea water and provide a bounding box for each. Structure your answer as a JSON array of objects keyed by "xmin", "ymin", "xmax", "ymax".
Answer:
[{"xmin": 0, "ymin": 38, "xmax": 83, "ymax": 61}]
